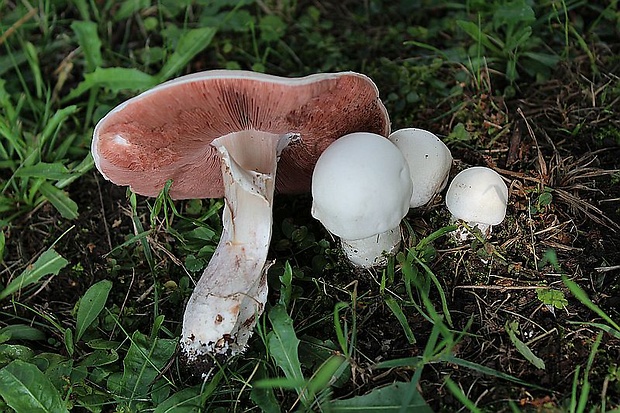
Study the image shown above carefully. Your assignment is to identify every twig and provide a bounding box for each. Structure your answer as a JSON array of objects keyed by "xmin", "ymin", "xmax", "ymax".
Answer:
[
  {"xmin": 95, "ymin": 172, "xmax": 113, "ymax": 251},
  {"xmin": 0, "ymin": 8, "xmax": 38, "ymax": 46},
  {"xmin": 517, "ymin": 107, "xmax": 548, "ymax": 182},
  {"xmin": 136, "ymin": 284, "xmax": 154, "ymax": 303},
  {"xmin": 499, "ymin": 306, "xmax": 548, "ymax": 333},
  {"xmin": 594, "ymin": 265, "xmax": 620, "ymax": 273},
  {"xmin": 525, "ymin": 327, "xmax": 558, "ymax": 347},
  {"xmin": 527, "ymin": 197, "xmax": 539, "ymax": 270},
  {"xmin": 110, "ymin": 269, "xmax": 135, "ymax": 339},
  {"xmin": 455, "ymin": 285, "xmax": 547, "ymax": 290}
]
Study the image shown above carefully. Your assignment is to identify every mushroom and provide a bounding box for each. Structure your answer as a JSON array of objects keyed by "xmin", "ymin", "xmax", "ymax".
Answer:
[
  {"xmin": 388, "ymin": 128, "xmax": 452, "ymax": 208},
  {"xmin": 445, "ymin": 166, "xmax": 508, "ymax": 240},
  {"xmin": 311, "ymin": 132, "xmax": 412, "ymax": 268},
  {"xmin": 91, "ymin": 70, "xmax": 390, "ymax": 370}
]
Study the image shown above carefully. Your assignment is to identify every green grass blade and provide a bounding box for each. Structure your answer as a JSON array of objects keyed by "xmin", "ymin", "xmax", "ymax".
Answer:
[
  {"xmin": 71, "ymin": 0, "xmax": 91, "ymax": 20},
  {"xmin": 157, "ymin": 27, "xmax": 218, "ymax": 81},
  {"xmin": 71, "ymin": 20, "xmax": 102, "ymax": 72},
  {"xmin": 65, "ymin": 67, "xmax": 158, "ymax": 101},
  {"xmin": 328, "ymin": 381, "xmax": 433, "ymax": 412},
  {"xmin": 412, "ymin": 255, "xmax": 453, "ymax": 327},
  {"xmin": 279, "ymin": 261, "xmax": 293, "ymax": 308},
  {"xmin": 64, "ymin": 328, "xmax": 74, "ymax": 356},
  {"xmin": 55, "ymin": 153, "xmax": 94, "ymax": 189},
  {"xmin": 373, "ymin": 357, "xmax": 424, "ymax": 369},
  {"xmin": 384, "ymin": 297, "xmax": 416, "ymax": 344},
  {"xmin": 444, "ymin": 377, "xmax": 482, "ymax": 413},
  {"xmin": 0, "ymin": 79, "xmax": 17, "ymax": 125},
  {"xmin": 113, "ymin": 0, "xmax": 152, "ymax": 21},
  {"xmin": 14, "ymin": 162, "xmax": 73, "ymax": 180},
  {"xmin": 577, "ymin": 332, "xmax": 603, "ymax": 413},
  {"xmin": 563, "ymin": 276, "xmax": 620, "ymax": 332},
  {"xmin": 456, "ymin": 20, "xmax": 501, "ymax": 54},
  {"xmin": 254, "ymin": 376, "xmax": 306, "ymax": 390},
  {"xmin": 0, "ymin": 359, "xmax": 69, "ymax": 413},
  {"xmin": 250, "ymin": 363, "xmax": 281, "ymax": 413},
  {"xmin": 0, "ymin": 229, "xmax": 4, "ymax": 261},
  {"xmin": 75, "ymin": 280, "xmax": 113, "ymax": 342},
  {"xmin": 306, "ymin": 355, "xmax": 347, "ymax": 399},
  {"xmin": 38, "ymin": 106, "xmax": 79, "ymax": 153},
  {"xmin": 129, "ymin": 191, "xmax": 156, "ymax": 274},
  {"xmin": 0, "ymin": 116, "xmax": 25, "ymax": 160},
  {"xmin": 0, "ymin": 249, "xmax": 68, "ymax": 301},
  {"xmin": 569, "ymin": 364, "xmax": 580, "ymax": 413},
  {"xmin": 23, "ymin": 42, "xmax": 43, "ymax": 99},
  {"xmin": 38, "ymin": 181, "xmax": 79, "ymax": 219},
  {"xmin": 415, "ymin": 224, "xmax": 458, "ymax": 251},
  {"xmin": 505, "ymin": 321, "xmax": 545, "ymax": 369},
  {"xmin": 442, "ymin": 355, "xmax": 546, "ymax": 390},
  {"xmin": 50, "ymin": 132, "xmax": 78, "ymax": 161},
  {"xmin": 104, "ymin": 229, "xmax": 152, "ymax": 256},
  {"xmin": 154, "ymin": 386, "xmax": 203, "ymax": 413},
  {"xmin": 567, "ymin": 321, "xmax": 620, "ymax": 339},
  {"xmin": 333, "ymin": 302, "xmax": 350, "ymax": 356}
]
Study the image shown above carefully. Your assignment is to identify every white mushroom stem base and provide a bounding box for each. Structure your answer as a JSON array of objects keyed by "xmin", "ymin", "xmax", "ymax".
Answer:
[
  {"xmin": 450, "ymin": 218, "xmax": 493, "ymax": 241},
  {"xmin": 181, "ymin": 130, "xmax": 293, "ymax": 367},
  {"xmin": 340, "ymin": 227, "xmax": 402, "ymax": 268}
]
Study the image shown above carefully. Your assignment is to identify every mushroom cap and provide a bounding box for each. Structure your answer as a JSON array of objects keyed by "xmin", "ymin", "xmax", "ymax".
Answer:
[
  {"xmin": 311, "ymin": 132, "xmax": 413, "ymax": 241},
  {"xmin": 92, "ymin": 70, "xmax": 390, "ymax": 199},
  {"xmin": 445, "ymin": 166, "xmax": 508, "ymax": 225},
  {"xmin": 388, "ymin": 128, "xmax": 452, "ymax": 208}
]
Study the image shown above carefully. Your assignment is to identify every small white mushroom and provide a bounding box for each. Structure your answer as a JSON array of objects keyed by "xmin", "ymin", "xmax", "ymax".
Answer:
[
  {"xmin": 388, "ymin": 128, "xmax": 453, "ymax": 208},
  {"xmin": 311, "ymin": 132, "xmax": 413, "ymax": 268},
  {"xmin": 445, "ymin": 166, "xmax": 508, "ymax": 240}
]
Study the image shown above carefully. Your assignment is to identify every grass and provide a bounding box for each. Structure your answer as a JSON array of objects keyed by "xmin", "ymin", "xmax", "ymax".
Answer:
[{"xmin": 1, "ymin": 0, "xmax": 619, "ymax": 411}]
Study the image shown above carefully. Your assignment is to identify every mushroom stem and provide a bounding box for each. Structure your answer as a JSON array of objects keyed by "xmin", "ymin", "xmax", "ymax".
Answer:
[
  {"xmin": 181, "ymin": 130, "xmax": 294, "ymax": 366},
  {"xmin": 450, "ymin": 218, "xmax": 493, "ymax": 241},
  {"xmin": 340, "ymin": 227, "xmax": 402, "ymax": 268}
]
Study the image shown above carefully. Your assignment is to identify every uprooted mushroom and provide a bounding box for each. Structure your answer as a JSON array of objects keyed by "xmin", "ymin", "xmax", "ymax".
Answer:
[{"xmin": 91, "ymin": 70, "xmax": 390, "ymax": 373}]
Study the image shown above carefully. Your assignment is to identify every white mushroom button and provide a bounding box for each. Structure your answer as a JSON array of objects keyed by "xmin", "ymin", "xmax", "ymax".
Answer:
[
  {"xmin": 388, "ymin": 128, "xmax": 453, "ymax": 208},
  {"xmin": 311, "ymin": 132, "xmax": 413, "ymax": 268},
  {"xmin": 445, "ymin": 166, "xmax": 508, "ymax": 240}
]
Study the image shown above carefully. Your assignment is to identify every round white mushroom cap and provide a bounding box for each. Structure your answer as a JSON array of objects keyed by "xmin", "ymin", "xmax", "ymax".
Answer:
[
  {"xmin": 445, "ymin": 166, "xmax": 508, "ymax": 227},
  {"xmin": 311, "ymin": 132, "xmax": 413, "ymax": 241},
  {"xmin": 388, "ymin": 128, "xmax": 453, "ymax": 208}
]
